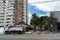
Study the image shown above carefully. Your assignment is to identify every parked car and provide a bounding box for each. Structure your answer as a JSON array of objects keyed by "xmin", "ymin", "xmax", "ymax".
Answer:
[{"xmin": 4, "ymin": 27, "xmax": 24, "ymax": 34}]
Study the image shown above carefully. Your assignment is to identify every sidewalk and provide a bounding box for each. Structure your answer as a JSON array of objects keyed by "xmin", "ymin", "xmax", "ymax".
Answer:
[
  {"xmin": 24, "ymin": 31, "xmax": 53, "ymax": 34},
  {"xmin": 0, "ymin": 27, "xmax": 4, "ymax": 34}
]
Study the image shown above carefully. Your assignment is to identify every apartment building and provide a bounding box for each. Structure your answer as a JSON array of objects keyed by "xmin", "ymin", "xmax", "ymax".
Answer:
[
  {"xmin": 15, "ymin": 0, "xmax": 28, "ymax": 24},
  {"xmin": 3, "ymin": 0, "xmax": 16, "ymax": 27},
  {"xmin": 0, "ymin": 0, "xmax": 5, "ymax": 27},
  {"xmin": 0, "ymin": 0, "xmax": 28, "ymax": 27}
]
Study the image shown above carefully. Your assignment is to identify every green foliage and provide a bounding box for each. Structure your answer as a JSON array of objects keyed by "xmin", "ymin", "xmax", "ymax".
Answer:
[
  {"xmin": 39, "ymin": 16, "xmax": 56, "ymax": 31},
  {"xmin": 17, "ymin": 21, "xmax": 25, "ymax": 25},
  {"xmin": 30, "ymin": 13, "xmax": 40, "ymax": 31},
  {"xmin": 25, "ymin": 27, "xmax": 33, "ymax": 32},
  {"xmin": 30, "ymin": 13, "xmax": 39, "ymax": 27},
  {"xmin": 30, "ymin": 13, "xmax": 56, "ymax": 31}
]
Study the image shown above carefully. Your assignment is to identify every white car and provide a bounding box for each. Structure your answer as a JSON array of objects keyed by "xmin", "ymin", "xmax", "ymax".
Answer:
[{"xmin": 4, "ymin": 27, "xmax": 24, "ymax": 34}]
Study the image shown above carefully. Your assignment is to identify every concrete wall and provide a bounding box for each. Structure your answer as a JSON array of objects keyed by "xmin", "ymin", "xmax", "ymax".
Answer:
[
  {"xmin": 0, "ymin": 27, "xmax": 4, "ymax": 34},
  {"xmin": 50, "ymin": 11, "xmax": 60, "ymax": 22}
]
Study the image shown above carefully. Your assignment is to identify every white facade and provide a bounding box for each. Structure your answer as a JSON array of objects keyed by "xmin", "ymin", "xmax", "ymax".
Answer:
[
  {"xmin": 0, "ymin": 0, "xmax": 15, "ymax": 27},
  {"xmin": 22, "ymin": 0, "xmax": 27, "ymax": 24},
  {"xmin": 0, "ymin": 0, "xmax": 28, "ymax": 27},
  {"xmin": 4, "ymin": 0, "xmax": 15, "ymax": 27},
  {"xmin": 0, "ymin": 0, "xmax": 5, "ymax": 26}
]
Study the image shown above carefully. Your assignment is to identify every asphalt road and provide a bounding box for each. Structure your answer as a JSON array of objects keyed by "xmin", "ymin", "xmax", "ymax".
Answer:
[{"xmin": 0, "ymin": 33, "xmax": 60, "ymax": 40}]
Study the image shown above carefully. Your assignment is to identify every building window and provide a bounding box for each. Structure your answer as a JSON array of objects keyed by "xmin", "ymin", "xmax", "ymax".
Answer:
[
  {"xmin": 6, "ymin": 21, "xmax": 9, "ymax": 23},
  {"xmin": 22, "ymin": 6, "xmax": 24, "ymax": 8},
  {"xmin": 6, "ymin": 18, "xmax": 11, "ymax": 20},
  {"xmin": 22, "ymin": 12, "xmax": 24, "ymax": 13},
  {"xmin": 13, "ymin": 18, "xmax": 15, "ymax": 20},
  {"xmin": 13, "ymin": 21, "xmax": 15, "ymax": 23},
  {"xmin": 7, "ymin": 15, "xmax": 15, "ymax": 17},
  {"xmin": 0, "ymin": 22, "xmax": 1, "ymax": 23},
  {"xmin": 22, "ymin": 14, "xmax": 24, "ymax": 16},
  {"xmin": 22, "ymin": 18, "xmax": 24, "ymax": 20}
]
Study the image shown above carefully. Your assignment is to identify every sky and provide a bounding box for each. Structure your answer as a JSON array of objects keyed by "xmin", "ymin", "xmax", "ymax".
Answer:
[{"xmin": 28, "ymin": 0, "xmax": 60, "ymax": 24}]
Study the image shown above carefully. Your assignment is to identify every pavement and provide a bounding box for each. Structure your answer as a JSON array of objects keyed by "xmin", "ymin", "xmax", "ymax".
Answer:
[
  {"xmin": 0, "ymin": 27, "xmax": 60, "ymax": 40},
  {"xmin": 0, "ymin": 32, "xmax": 60, "ymax": 40},
  {"xmin": 0, "ymin": 27, "xmax": 4, "ymax": 34}
]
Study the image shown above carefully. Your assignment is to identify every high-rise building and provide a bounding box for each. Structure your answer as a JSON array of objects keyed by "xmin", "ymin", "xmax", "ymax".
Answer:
[
  {"xmin": 15, "ymin": 0, "xmax": 28, "ymax": 24},
  {"xmin": 4, "ymin": 0, "xmax": 16, "ymax": 27},
  {"xmin": 0, "ymin": 0, "xmax": 5, "ymax": 27},
  {"xmin": 0, "ymin": 0, "xmax": 28, "ymax": 27}
]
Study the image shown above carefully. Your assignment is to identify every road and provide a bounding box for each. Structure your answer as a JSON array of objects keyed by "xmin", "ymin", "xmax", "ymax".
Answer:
[{"xmin": 0, "ymin": 33, "xmax": 60, "ymax": 40}]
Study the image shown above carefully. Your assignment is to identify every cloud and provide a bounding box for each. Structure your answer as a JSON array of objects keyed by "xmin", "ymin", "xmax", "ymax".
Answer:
[
  {"xmin": 28, "ymin": 13, "xmax": 32, "ymax": 25},
  {"xmin": 28, "ymin": 13, "xmax": 32, "ymax": 18},
  {"xmin": 28, "ymin": 4, "xmax": 49, "ymax": 15},
  {"xmin": 39, "ymin": 13, "xmax": 50, "ymax": 17},
  {"xmin": 39, "ymin": 14, "xmax": 46, "ymax": 17},
  {"xmin": 28, "ymin": 0, "xmax": 60, "ymax": 24},
  {"xmin": 38, "ymin": 12, "xmax": 50, "ymax": 17},
  {"xmin": 46, "ymin": 13, "xmax": 50, "ymax": 16},
  {"xmin": 28, "ymin": 18, "xmax": 30, "ymax": 25},
  {"xmin": 28, "ymin": 0, "xmax": 52, "ymax": 4},
  {"xmin": 28, "ymin": 0, "xmax": 60, "ymax": 11}
]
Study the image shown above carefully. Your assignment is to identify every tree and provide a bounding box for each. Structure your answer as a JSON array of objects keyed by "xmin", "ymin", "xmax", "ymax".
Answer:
[
  {"xmin": 39, "ymin": 16, "xmax": 57, "ymax": 32},
  {"xmin": 39, "ymin": 16, "xmax": 49, "ymax": 30},
  {"xmin": 17, "ymin": 21, "xmax": 25, "ymax": 25},
  {"xmin": 48, "ymin": 14, "xmax": 57, "ymax": 32},
  {"xmin": 49, "ymin": 14, "xmax": 57, "ymax": 25},
  {"xmin": 30, "ymin": 13, "xmax": 39, "ymax": 31}
]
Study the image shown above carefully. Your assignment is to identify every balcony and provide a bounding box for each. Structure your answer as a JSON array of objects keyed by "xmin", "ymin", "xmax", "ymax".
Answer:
[
  {"xmin": 0, "ymin": 15, "xmax": 4, "ymax": 16},
  {"xmin": 0, "ymin": 4, "xmax": 5, "ymax": 6},
  {"xmin": 6, "ymin": 20, "xmax": 15, "ymax": 22},
  {"xmin": 0, "ymin": 24, "xmax": 4, "ymax": 26},
  {"xmin": 6, "ymin": 23, "xmax": 15, "ymax": 25},
  {"xmin": 0, "ymin": 11, "xmax": 4, "ymax": 13},
  {"xmin": 8, "ymin": 7, "xmax": 15, "ymax": 10},
  {"xmin": 0, "ymin": 3, "xmax": 5, "ymax": 5},
  {"xmin": 10, "ymin": 1, "xmax": 15, "ymax": 3},
  {"xmin": 0, "ymin": 6, "xmax": 5, "ymax": 8},
  {"xmin": 7, "ymin": 13, "xmax": 15, "ymax": 15},
  {"xmin": 7, "ymin": 4, "xmax": 15, "ymax": 7},
  {"xmin": 6, "ymin": 16, "xmax": 15, "ymax": 18},
  {"xmin": 0, "ymin": 1, "xmax": 3, "ymax": 2},
  {"xmin": 8, "ymin": 0, "xmax": 15, "ymax": 2},
  {"xmin": 7, "ymin": 10, "xmax": 15, "ymax": 13}
]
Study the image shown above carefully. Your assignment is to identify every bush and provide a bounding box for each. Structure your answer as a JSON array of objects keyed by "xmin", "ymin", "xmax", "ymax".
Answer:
[{"xmin": 25, "ymin": 27, "xmax": 33, "ymax": 32}]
